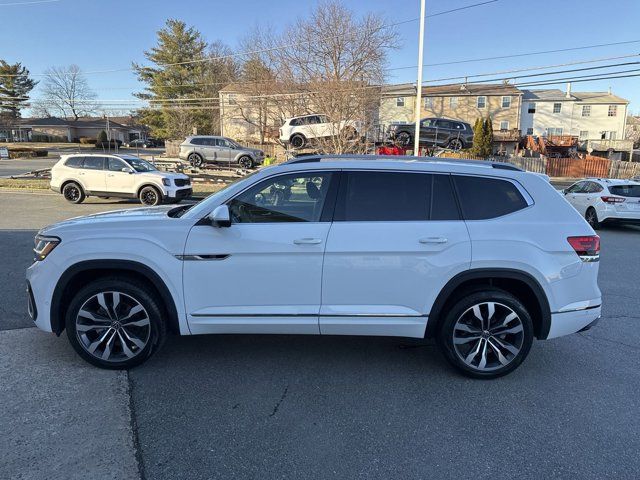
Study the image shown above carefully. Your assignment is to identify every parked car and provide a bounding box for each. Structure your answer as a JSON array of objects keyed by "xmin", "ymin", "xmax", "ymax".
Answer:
[
  {"xmin": 50, "ymin": 153, "xmax": 192, "ymax": 206},
  {"xmin": 95, "ymin": 139, "xmax": 123, "ymax": 149},
  {"xmin": 388, "ymin": 118, "xmax": 474, "ymax": 151},
  {"xmin": 178, "ymin": 136, "xmax": 264, "ymax": 169},
  {"xmin": 29, "ymin": 154, "xmax": 601, "ymax": 378},
  {"xmin": 563, "ymin": 178, "xmax": 640, "ymax": 229},
  {"xmin": 279, "ymin": 114, "xmax": 361, "ymax": 149},
  {"xmin": 125, "ymin": 139, "xmax": 152, "ymax": 148}
]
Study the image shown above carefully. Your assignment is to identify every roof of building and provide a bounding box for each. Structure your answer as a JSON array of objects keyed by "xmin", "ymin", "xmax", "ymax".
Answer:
[
  {"xmin": 382, "ymin": 82, "xmax": 522, "ymax": 97},
  {"xmin": 18, "ymin": 117, "xmax": 130, "ymax": 129},
  {"xmin": 522, "ymin": 89, "xmax": 628, "ymax": 104}
]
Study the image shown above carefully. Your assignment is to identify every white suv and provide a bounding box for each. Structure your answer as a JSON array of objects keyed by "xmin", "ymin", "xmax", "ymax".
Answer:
[
  {"xmin": 28, "ymin": 155, "xmax": 601, "ymax": 378},
  {"xmin": 279, "ymin": 114, "xmax": 361, "ymax": 149},
  {"xmin": 50, "ymin": 154, "xmax": 192, "ymax": 206},
  {"xmin": 563, "ymin": 178, "xmax": 640, "ymax": 229}
]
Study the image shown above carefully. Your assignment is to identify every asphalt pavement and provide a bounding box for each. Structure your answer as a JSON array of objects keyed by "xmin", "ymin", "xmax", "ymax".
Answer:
[{"xmin": 1, "ymin": 190, "xmax": 639, "ymax": 479}]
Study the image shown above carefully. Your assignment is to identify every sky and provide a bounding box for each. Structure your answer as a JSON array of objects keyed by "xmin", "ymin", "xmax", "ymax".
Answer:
[{"xmin": 1, "ymin": 0, "xmax": 639, "ymax": 113}]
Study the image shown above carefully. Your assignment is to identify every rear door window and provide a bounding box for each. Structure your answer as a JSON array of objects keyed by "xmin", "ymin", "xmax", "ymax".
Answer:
[
  {"xmin": 609, "ymin": 184, "xmax": 640, "ymax": 197},
  {"xmin": 83, "ymin": 156, "xmax": 105, "ymax": 170},
  {"xmin": 334, "ymin": 171, "xmax": 460, "ymax": 222},
  {"xmin": 453, "ymin": 175, "xmax": 529, "ymax": 220}
]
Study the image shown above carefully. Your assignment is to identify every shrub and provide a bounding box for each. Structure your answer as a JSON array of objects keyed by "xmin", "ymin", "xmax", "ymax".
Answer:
[
  {"xmin": 79, "ymin": 137, "xmax": 97, "ymax": 145},
  {"xmin": 96, "ymin": 130, "xmax": 108, "ymax": 144}
]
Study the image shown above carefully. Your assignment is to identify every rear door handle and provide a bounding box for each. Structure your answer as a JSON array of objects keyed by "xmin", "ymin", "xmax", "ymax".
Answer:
[
  {"xmin": 419, "ymin": 237, "xmax": 448, "ymax": 244},
  {"xmin": 294, "ymin": 238, "xmax": 322, "ymax": 245}
]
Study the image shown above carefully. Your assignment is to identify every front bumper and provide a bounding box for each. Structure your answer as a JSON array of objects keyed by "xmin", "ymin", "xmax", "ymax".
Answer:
[{"xmin": 166, "ymin": 187, "xmax": 192, "ymax": 199}]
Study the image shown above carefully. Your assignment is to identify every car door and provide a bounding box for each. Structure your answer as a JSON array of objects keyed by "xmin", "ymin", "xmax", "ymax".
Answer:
[
  {"xmin": 105, "ymin": 157, "xmax": 136, "ymax": 195},
  {"xmin": 80, "ymin": 156, "xmax": 107, "ymax": 192},
  {"xmin": 419, "ymin": 119, "xmax": 437, "ymax": 146},
  {"xmin": 216, "ymin": 138, "xmax": 234, "ymax": 166},
  {"xmin": 320, "ymin": 170, "xmax": 471, "ymax": 338},
  {"xmin": 435, "ymin": 120, "xmax": 454, "ymax": 145},
  {"xmin": 182, "ymin": 170, "xmax": 338, "ymax": 335},
  {"xmin": 564, "ymin": 181, "xmax": 588, "ymax": 215}
]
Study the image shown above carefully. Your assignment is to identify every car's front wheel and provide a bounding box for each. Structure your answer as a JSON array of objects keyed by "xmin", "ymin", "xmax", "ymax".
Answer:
[
  {"xmin": 62, "ymin": 182, "xmax": 85, "ymax": 204},
  {"xmin": 238, "ymin": 156, "xmax": 253, "ymax": 169},
  {"xmin": 139, "ymin": 186, "xmax": 162, "ymax": 206},
  {"xmin": 65, "ymin": 277, "xmax": 166, "ymax": 369},
  {"xmin": 437, "ymin": 289, "xmax": 533, "ymax": 379}
]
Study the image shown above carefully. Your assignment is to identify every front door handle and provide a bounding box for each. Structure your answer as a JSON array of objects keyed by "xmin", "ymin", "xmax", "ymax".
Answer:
[
  {"xmin": 294, "ymin": 238, "xmax": 322, "ymax": 245},
  {"xmin": 419, "ymin": 237, "xmax": 448, "ymax": 244}
]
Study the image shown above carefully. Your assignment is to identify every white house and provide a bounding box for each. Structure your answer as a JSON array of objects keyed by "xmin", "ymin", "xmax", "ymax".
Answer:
[{"xmin": 520, "ymin": 85, "xmax": 629, "ymax": 143}]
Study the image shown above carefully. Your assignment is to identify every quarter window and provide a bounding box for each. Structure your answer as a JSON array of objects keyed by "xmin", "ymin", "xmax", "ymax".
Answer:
[
  {"xmin": 335, "ymin": 172, "xmax": 459, "ymax": 222},
  {"xmin": 228, "ymin": 172, "xmax": 333, "ymax": 223},
  {"xmin": 477, "ymin": 96, "xmax": 486, "ymax": 109},
  {"xmin": 64, "ymin": 156, "xmax": 84, "ymax": 168},
  {"xmin": 453, "ymin": 176, "xmax": 528, "ymax": 220}
]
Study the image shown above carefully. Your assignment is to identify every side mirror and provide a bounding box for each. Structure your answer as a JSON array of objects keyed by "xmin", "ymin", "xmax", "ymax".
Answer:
[
  {"xmin": 122, "ymin": 167, "xmax": 134, "ymax": 174},
  {"xmin": 208, "ymin": 205, "xmax": 231, "ymax": 228}
]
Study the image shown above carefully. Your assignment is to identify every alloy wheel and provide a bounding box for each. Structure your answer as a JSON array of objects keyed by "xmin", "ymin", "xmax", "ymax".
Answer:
[
  {"xmin": 452, "ymin": 302, "xmax": 524, "ymax": 372},
  {"xmin": 141, "ymin": 189, "xmax": 158, "ymax": 206},
  {"xmin": 64, "ymin": 185, "xmax": 80, "ymax": 202},
  {"xmin": 75, "ymin": 291, "xmax": 151, "ymax": 363},
  {"xmin": 448, "ymin": 139, "xmax": 463, "ymax": 151}
]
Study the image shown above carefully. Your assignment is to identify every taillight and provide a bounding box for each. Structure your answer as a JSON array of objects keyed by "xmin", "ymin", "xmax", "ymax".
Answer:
[
  {"xmin": 567, "ymin": 235, "xmax": 600, "ymax": 262},
  {"xmin": 601, "ymin": 196, "xmax": 625, "ymax": 204}
]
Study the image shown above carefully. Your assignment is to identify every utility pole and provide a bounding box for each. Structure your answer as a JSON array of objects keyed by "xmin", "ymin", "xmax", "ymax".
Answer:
[{"xmin": 413, "ymin": 0, "xmax": 426, "ymax": 155}]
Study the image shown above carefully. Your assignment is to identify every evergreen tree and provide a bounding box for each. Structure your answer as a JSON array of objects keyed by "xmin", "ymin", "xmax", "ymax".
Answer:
[
  {"xmin": 133, "ymin": 19, "xmax": 211, "ymax": 139},
  {"xmin": 0, "ymin": 60, "xmax": 38, "ymax": 119},
  {"xmin": 97, "ymin": 130, "xmax": 108, "ymax": 144},
  {"xmin": 471, "ymin": 118, "xmax": 484, "ymax": 157},
  {"xmin": 483, "ymin": 116, "xmax": 494, "ymax": 157}
]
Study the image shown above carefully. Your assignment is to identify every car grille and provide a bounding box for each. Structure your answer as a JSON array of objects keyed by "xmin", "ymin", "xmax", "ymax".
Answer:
[{"xmin": 175, "ymin": 178, "xmax": 191, "ymax": 187}]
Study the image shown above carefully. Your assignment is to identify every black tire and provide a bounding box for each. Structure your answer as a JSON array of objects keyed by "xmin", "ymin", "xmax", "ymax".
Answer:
[
  {"xmin": 62, "ymin": 182, "xmax": 85, "ymax": 204},
  {"xmin": 290, "ymin": 134, "xmax": 306, "ymax": 149},
  {"xmin": 238, "ymin": 156, "xmax": 253, "ymax": 169},
  {"xmin": 65, "ymin": 277, "xmax": 166, "ymax": 369},
  {"xmin": 188, "ymin": 152, "xmax": 204, "ymax": 168},
  {"xmin": 447, "ymin": 138, "xmax": 464, "ymax": 151},
  {"xmin": 395, "ymin": 131, "xmax": 412, "ymax": 147},
  {"xmin": 139, "ymin": 185, "xmax": 162, "ymax": 206},
  {"xmin": 437, "ymin": 288, "xmax": 534, "ymax": 379},
  {"xmin": 585, "ymin": 207, "xmax": 601, "ymax": 230}
]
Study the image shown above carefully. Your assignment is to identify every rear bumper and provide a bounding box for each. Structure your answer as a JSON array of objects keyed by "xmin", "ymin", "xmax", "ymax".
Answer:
[{"xmin": 546, "ymin": 305, "xmax": 601, "ymax": 339}]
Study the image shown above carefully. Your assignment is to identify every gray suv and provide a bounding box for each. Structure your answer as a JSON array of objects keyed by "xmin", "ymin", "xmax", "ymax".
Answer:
[
  {"xmin": 179, "ymin": 136, "xmax": 265, "ymax": 169},
  {"xmin": 389, "ymin": 118, "xmax": 474, "ymax": 151}
]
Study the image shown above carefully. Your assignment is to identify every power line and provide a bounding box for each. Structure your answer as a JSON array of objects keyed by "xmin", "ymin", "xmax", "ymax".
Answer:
[{"xmin": 0, "ymin": 0, "xmax": 60, "ymax": 6}]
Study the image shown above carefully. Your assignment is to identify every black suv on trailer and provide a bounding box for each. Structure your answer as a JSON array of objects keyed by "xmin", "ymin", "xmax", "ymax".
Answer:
[{"xmin": 389, "ymin": 117, "xmax": 474, "ymax": 151}]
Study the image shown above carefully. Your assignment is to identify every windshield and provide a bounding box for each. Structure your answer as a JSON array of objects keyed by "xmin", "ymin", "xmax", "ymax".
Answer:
[{"xmin": 124, "ymin": 157, "xmax": 158, "ymax": 172}]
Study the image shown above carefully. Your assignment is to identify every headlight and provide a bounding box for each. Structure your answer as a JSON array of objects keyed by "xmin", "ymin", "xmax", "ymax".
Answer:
[
  {"xmin": 34, "ymin": 235, "xmax": 61, "ymax": 261},
  {"xmin": 162, "ymin": 178, "xmax": 171, "ymax": 186}
]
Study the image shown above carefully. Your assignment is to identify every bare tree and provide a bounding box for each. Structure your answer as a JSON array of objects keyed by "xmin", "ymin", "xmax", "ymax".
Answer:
[
  {"xmin": 203, "ymin": 41, "xmax": 240, "ymax": 134},
  {"xmin": 38, "ymin": 65, "xmax": 98, "ymax": 119}
]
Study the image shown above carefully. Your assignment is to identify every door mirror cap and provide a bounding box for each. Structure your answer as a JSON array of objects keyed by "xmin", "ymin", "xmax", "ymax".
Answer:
[
  {"xmin": 208, "ymin": 205, "xmax": 231, "ymax": 228},
  {"xmin": 122, "ymin": 167, "xmax": 134, "ymax": 174}
]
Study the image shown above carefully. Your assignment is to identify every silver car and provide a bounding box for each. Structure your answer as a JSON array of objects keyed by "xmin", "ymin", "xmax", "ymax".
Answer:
[{"xmin": 179, "ymin": 136, "xmax": 265, "ymax": 169}]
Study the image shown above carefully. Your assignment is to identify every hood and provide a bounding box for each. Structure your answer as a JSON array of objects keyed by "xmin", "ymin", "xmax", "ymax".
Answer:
[
  {"xmin": 40, "ymin": 205, "xmax": 176, "ymax": 234},
  {"xmin": 242, "ymin": 147, "xmax": 264, "ymax": 156},
  {"xmin": 142, "ymin": 171, "xmax": 189, "ymax": 180}
]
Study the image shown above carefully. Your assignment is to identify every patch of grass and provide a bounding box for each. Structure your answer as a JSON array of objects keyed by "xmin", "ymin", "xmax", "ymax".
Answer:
[{"xmin": 0, "ymin": 178, "xmax": 50, "ymax": 190}]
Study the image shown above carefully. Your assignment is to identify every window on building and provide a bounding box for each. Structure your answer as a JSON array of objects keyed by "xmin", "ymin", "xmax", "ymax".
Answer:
[
  {"xmin": 579, "ymin": 130, "xmax": 589, "ymax": 140},
  {"xmin": 546, "ymin": 127, "xmax": 563, "ymax": 136},
  {"xmin": 608, "ymin": 105, "xmax": 618, "ymax": 117},
  {"xmin": 396, "ymin": 97, "xmax": 405, "ymax": 107},
  {"xmin": 582, "ymin": 105, "xmax": 591, "ymax": 117},
  {"xmin": 452, "ymin": 176, "xmax": 528, "ymax": 220},
  {"xmin": 477, "ymin": 96, "xmax": 486, "ymax": 108},
  {"xmin": 526, "ymin": 127, "xmax": 534, "ymax": 135},
  {"xmin": 228, "ymin": 94, "xmax": 237, "ymax": 105},
  {"xmin": 449, "ymin": 96, "xmax": 458, "ymax": 108},
  {"xmin": 501, "ymin": 96, "xmax": 511, "ymax": 108},
  {"xmin": 602, "ymin": 131, "xmax": 617, "ymax": 140},
  {"xmin": 553, "ymin": 103, "xmax": 562, "ymax": 113},
  {"xmin": 499, "ymin": 121, "xmax": 509, "ymax": 131},
  {"xmin": 527, "ymin": 102, "xmax": 536, "ymax": 114},
  {"xmin": 424, "ymin": 97, "xmax": 434, "ymax": 108}
]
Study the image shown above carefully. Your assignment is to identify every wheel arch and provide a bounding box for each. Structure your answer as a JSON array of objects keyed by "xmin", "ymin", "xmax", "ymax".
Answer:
[
  {"xmin": 61, "ymin": 178, "xmax": 85, "ymax": 192},
  {"xmin": 426, "ymin": 268, "xmax": 551, "ymax": 340},
  {"xmin": 136, "ymin": 182, "xmax": 164, "ymax": 198},
  {"xmin": 50, "ymin": 259, "xmax": 181, "ymax": 336}
]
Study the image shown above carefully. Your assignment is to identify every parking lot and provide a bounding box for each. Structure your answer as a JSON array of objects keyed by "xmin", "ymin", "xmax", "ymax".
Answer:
[{"xmin": 1, "ymin": 189, "xmax": 639, "ymax": 480}]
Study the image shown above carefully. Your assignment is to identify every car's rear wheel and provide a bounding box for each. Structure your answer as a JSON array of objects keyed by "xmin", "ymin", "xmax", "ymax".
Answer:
[
  {"xmin": 290, "ymin": 134, "xmax": 306, "ymax": 149},
  {"xmin": 188, "ymin": 153, "xmax": 203, "ymax": 168},
  {"xmin": 238, "ymin": 156, "xmax": 253, "ymax": 169},
  {"xmin": 65, "ymin": 277, "xmax": 166, "ymax": 369},
  {"xmin": 447, "ymin": 138, "xmax": 464, "ymax": 151},
  {"xmin": 62, "ymin": 182, "xmax": 85, "ymax": 204},
  {"xmin": 139, "ymin": 186, "xmax": 162, "ymax": 206},
  {"xmin": 437, "ymin": 289, "xmax": 533, "ymax": 379},
  {"xmin": 585, "ymin": 207, "xmax": 601, "ymax": 230},
  {"xmin": 395, "ymin": 131, "xmax": 412, "ymax": 146}
]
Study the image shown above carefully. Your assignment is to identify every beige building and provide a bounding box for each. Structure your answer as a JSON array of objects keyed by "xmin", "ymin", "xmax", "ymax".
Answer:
[{"xmin": 379, "ymin": 83, "xmax": 523, "ymax": 137}]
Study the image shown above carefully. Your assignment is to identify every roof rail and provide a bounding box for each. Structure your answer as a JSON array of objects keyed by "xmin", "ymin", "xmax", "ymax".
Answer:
[{"xmin": 285, "ymin": 154, "xmax": 523, "ymax": 171}]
